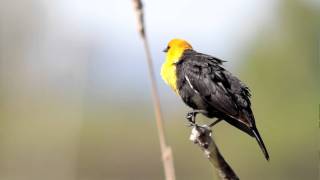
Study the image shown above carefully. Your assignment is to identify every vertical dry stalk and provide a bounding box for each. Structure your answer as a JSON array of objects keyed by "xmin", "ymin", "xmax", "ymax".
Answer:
[
  {"xmin": 190, "ymin": 125, "xmax": 239, "ymax": 180},
  {"xmin": 132, "ymin": 1, "xmax": 176, "ymax": 180}
]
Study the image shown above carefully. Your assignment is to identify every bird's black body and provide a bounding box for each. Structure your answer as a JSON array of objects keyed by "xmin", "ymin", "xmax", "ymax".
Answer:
[{"xmin": 175, "ymin": 49, "xmax": 269, "ymax": 160}]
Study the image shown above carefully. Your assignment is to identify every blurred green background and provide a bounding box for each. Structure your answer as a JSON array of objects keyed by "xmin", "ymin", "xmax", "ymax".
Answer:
[{"xmin": 0, "ymin": 0, "xmax": 319, "ymax": 180}]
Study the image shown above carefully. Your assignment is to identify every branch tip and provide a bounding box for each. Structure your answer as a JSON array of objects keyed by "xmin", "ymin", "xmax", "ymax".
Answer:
[{"xmin": 189, "ymin": 124, "xmax": 239, "ymax": 180}]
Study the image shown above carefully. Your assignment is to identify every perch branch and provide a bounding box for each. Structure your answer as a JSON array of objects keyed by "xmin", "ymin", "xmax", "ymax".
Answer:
[
  {"xmin": 132, "ymin": 1, "xmax": 176, "ymax": 180},
  {"xmin": 189, "ymin": 125, "xmax": 239, "ymax": 180}
]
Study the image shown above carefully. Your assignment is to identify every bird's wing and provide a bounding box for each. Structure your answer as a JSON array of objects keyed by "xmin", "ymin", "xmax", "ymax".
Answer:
[
  {"xmin": 179, "ymin": 51, "xmax": 270, "ymax": 160},
  {"xmin": 179, "ymin": 50, "xmax": 253, "ymax": 126}
]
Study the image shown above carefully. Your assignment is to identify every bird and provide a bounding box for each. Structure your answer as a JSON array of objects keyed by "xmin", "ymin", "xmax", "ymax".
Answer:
[{"xmin": 161, "ymin": 38, "xmax": 269, "ymax": 160}]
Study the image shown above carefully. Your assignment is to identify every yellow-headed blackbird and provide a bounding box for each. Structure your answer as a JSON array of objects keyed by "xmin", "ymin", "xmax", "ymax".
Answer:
[{"xmin": 161, "ymin": 39, "xmax": 269, "ymax": 160}]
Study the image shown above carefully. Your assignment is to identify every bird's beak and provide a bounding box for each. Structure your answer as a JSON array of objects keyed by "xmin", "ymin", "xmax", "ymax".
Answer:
[{"xmin": 163, "ymin": 46, "xmax": 169, "ymax": 53}]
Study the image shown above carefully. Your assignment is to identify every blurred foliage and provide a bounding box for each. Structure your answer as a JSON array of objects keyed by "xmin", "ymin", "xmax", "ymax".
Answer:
[{"xmin": 237, "ymin": 0, "xmax": 319, "ymax": 179}]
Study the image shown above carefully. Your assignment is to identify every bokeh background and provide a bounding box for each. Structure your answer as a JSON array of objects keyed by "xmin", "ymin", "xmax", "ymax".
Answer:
[{"xmin": 0, "ymin": 0, "xmax": 319, "ymax": 179}]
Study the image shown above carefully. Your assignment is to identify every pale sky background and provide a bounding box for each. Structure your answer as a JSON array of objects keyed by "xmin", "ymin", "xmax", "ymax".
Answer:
[
  {"xmin": 41, "ymin": 0, "xmax": 280, "ymax": 103},
  {"xmin": 3, "ymin": 0, "xmax": 318, "ymax": 105}
]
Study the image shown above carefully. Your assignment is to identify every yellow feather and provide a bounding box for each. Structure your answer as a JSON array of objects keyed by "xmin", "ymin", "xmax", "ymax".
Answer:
[
  {"xmin": 161, "ymin": 60, "xmax": 178, "ymax": 94},
  {"xmin": 161, "ymin": 39, "xmax": 192, "ymax": 94}
]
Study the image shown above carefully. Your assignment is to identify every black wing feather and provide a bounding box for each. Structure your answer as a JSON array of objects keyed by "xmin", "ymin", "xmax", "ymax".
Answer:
[
  {"xmin": 179, "ymin": 50, "xmax": 250, "ymax": 125},
  {"xmin": 177, "ymin": 50, "xmax": 269, "ymax": 160}
]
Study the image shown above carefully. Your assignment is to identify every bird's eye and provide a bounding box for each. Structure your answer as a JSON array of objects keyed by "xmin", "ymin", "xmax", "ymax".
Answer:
[{"xmin": 163, "ymin": 46, "xmax": 170, "ymax": 53}]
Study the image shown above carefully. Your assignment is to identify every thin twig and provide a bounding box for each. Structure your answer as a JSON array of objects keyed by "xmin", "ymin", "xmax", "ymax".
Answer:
[
  {"xmin": 132, "ymin": 1, "xmax": 176, "ymax": 180},
  {"xmin": 190, "ymin": 125, "xmax": 239, "ymax": 180}
]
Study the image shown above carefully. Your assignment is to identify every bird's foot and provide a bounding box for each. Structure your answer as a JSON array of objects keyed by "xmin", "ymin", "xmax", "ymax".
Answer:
[
  {"xmin": 186, "ymin": 109, "xmax": 209, "ymax": 125},
  {"xmin": 185, "ymin": 121, "xmax": 196, "ymax": 127},
  {"xmin": 186, "ymin": 111, "xmax": 196, "ymax": 124}
]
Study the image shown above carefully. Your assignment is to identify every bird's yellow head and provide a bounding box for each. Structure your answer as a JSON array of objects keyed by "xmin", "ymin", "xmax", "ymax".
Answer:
[
  {"xmin": 163, "ymin": 39, "xmax": 193, "ymax": 63},
  {"xmin": 161, "ymin": 39, "xmax": 192, "ymax": 94}
]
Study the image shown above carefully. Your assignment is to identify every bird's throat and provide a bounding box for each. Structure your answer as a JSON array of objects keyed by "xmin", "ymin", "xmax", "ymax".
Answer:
[
  {"xmin": 161, "ymin": 62, "xmax": 178, "ymax": 94},
  {"xmin": 161, "ymin": 48, "xmax": 186, "ymax": 94}
]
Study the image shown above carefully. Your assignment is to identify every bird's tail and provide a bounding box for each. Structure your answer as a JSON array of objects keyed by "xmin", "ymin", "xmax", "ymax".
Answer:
[{"xmin": 252, "ymin": 126, "xmax": 269, "ymax": 161}]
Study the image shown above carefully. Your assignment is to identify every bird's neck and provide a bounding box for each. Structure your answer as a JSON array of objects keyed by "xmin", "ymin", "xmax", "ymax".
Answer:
[
  {"xmin": 161, "ymin": 49, "xmax": 189, "ymax": 94},
  {"xmin": 166, "ymin": 48, "xmax": 186, "ymax": 64},
  {"xmin": 161, "ymin": 56, "xmax": 182, "ymax": 94}
]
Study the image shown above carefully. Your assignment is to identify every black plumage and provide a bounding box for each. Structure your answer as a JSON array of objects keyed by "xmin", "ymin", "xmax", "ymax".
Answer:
[{"xmin": 175, "ymin": 49, "xmax": 269, "ymax": 160}]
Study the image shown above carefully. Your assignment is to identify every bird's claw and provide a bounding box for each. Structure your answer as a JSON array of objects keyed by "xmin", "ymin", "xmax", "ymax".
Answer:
[
  {"xmin": 186, "ymin": 111, "xmax": 195, "ymax": 124},
  {"xmin": 185, "ymin": 121, "xmax": 196, "ymax": 127}
]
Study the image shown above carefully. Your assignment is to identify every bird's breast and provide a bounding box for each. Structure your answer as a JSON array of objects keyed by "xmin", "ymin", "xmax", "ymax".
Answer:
[{"xmin": 161, "ymin": 62, "xmax": 178, "ymax": 94}]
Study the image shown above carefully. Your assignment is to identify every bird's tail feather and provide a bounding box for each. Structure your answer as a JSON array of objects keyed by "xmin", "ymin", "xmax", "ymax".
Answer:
[
  {"xmin": 252, "ymin": 127, "xmax": 269, "ymax": 161},
  {"xmin": 222, "ymin": 114, "xmax": 269, "ymax": 160}
]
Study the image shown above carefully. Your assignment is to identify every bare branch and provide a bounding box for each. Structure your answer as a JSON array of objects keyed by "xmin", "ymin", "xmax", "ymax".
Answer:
[
  {"xmin": 132, "ymin": 1, "xmax": 176, "ymax": 180},
  {"xmin": 190, "ymin": 125, "xmax": 239, "ymax": 180},
  {"xmin": 132, "ymin": 0, "xmax": 145, "ymax": 37}
]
